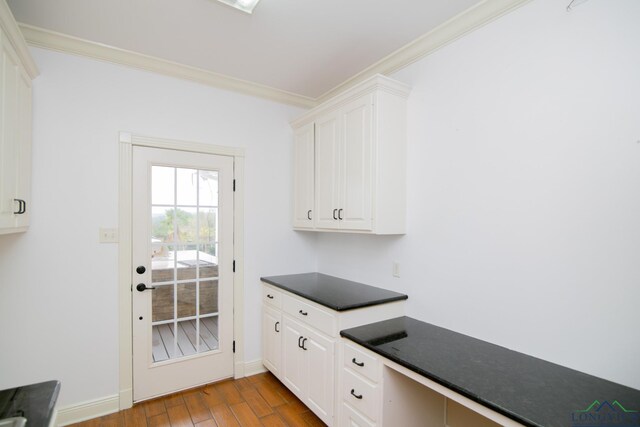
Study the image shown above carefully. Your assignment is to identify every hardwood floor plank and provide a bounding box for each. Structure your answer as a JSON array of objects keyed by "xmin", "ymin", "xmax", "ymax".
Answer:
[
  {"xmin": 163, "ymin": 392, "xmax": 186, "ymax": 408},
  {"xmin": 233, "ymin": 377, "xmax": 253, "ymax": 391},
  {"xmin": 300, "ymin": 410, "xmax": 326, "ymax": 427},
  {"xmin": 239, "ymin": 387, "xmax": 273, "ymax": 418},
  {"xmin": 166, "ymin": 404, "xmax": 195, "ymax": 427},
  {"xmin": 144, "ymin": 399, "xmax": 167, "ymax": 418},
  {"xmin": 258, "ymin": 414, "xmax": 287, "ymax": 427},
  {"xmin": 202, "ymin": 384, "xmax": 224, "ymax": 407},
  {"xmin": 275, "ymin": 404, "xmax": 310, "ymax": 426},
  {"xmin": 255, "ymin": 381, "xmax": 286, "ymax": 408},
  {"xmin": 214, "ymin": 380, "xmax": 243, "ymax": 406},
  {"xmin": 123, "ymin": 404, "xmax": 148, "ymax": 427},
  {"xmin": 194, "ymin": 420, "xmax": 218, "ymax": 427},
  {"xmin": 183, "ymin": 390, "xmax": 213, "ymax": 424},
  {"xmin": 210, "ymin": 404, "xmax": 241, "ymax": 427},
  {"xmin": 229, "ymin": 402, "xmax": 261, "ymax": 427},
  {"xmin": 148, "ymin": 413, "xmax": 171, "ymax": 427}
]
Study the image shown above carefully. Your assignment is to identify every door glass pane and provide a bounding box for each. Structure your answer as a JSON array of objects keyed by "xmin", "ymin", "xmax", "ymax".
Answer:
[
  {"xmin": 150, "ymin": 165, "xmax": 221, "ymax": 363},
  {"xmin": 200, "ymin": 280, "xmax": 218, "ymax": 315}
]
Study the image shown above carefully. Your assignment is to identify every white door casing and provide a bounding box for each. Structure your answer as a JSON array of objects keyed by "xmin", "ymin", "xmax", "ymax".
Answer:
[{"xmin": 132, "ymin": 145, "xmax": 234, "ymax": 401}]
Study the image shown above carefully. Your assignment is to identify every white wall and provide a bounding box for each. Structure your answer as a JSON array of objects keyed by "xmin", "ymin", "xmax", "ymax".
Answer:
[
  {"xmin": 0, "ymin": 48, "xmax": 317, "ymax": 406},
  {"xmin": 317, "ymin": 0, "xmax": 640, "ymax": 389}
]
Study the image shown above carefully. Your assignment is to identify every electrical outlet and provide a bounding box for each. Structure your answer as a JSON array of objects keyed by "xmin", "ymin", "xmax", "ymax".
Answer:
[
  {"xmin": 99, "ymin": 228, "xmax": 118, "ymax": 243},
  {"xmin": 392, "ymin": 262, "xmax": 400, "ymax": 278}
]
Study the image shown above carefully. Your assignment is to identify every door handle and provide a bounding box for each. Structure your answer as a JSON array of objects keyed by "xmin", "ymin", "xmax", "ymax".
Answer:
[
  {"xmin": 13, "ymin": 199, "xmax": 26, "ymax": 215},
  {"xmin": 307, "ymin": 210, "xmax": 312, "ymax": 220},
  {"xmin": 333, "ymin": 209, "xmax": 338, "ymax": 220},
  {"xmin": 301, "ymin": 338, "xmax": 308, "ymax": 351},
  {"xmin": 338, "ymin": 208, "xmax": 343, "ymax": 220},
  {"xmin": 352, "ymin": 358, "xmax": 364, "ymax": 367},
  {"xmin": 136, "ymin": 283, "xmax": 156, "ymax": 292},
  {"xmin": 275, "ymin": 321, "xmax": 280, "ymax": 333}
]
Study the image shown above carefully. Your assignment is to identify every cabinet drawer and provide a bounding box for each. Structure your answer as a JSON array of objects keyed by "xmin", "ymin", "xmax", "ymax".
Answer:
[
  {"xmin": 262, "ymin": 285, "xmax": 282, "ymax": 309},
  {"xmin": 340, "ymin": 402, "xmax": 376, "ymax": 427},
  {"xmin": 343, "ymin": 343, "xmax": 380, "ymax": 384},
  {"xmin": 342, "ymin": 368, "xmax": 379, "ymax": 421},
  {"xmin": 283, "ymin": 295, "xmax": 335, "ymax": 337}
]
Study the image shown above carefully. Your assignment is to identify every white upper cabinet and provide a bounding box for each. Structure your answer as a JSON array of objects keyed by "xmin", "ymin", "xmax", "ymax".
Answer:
[
  {"xmin": 0, "ymin": 0, "xmax": 38, "ymax": 235},
  {"xmin": 291, "ymin": 74, "xmax": 410, "ymax": 234},
  {"xmin": 292, "ymin": 123, "xmax": 315, "ymax": 229}
]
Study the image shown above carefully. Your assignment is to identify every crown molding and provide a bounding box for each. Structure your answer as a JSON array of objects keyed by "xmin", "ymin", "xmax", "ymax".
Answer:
[
  {"xmin": 316, "ymin": 0, "xmax": 532, "ymax": 103},
  {"xmin": 18, "ymin": 23, "xmax": 316, "ymax": 108},
  {"xmin": 0, "ymin": 0, "xmax": 38, "ymax": 78},
  {"xmin": 16, "ymin": 0, "xmax": 530, "ymax": 108}
]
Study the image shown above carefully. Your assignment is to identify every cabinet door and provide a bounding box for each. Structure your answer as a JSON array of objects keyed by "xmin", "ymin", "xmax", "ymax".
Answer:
[
  {"xmin": 292, "ymin": 123, "xmax": 315, "ymax": 229},
  {"xmin": 0, "ymin": 35, "xmax": 20, "ymax": 231},
  {"xmin": 282, "ymin": 317, "xmax": 307, "ymax": 399},
  {"xmin": 262, "ymin": 305, "xmax": 282, "ymax": 378},
  {"xmin": 315, "ymin": 112, "xmax": 341, "ymax": 230},
  {"xmin": 304, "ymin": 327, "xmax": 335, "ymax": 425},
  {"xmin": 15, "ymin": 70, "xmax": 31, "ymax": 229},
  {"xmin": 340, "ymin": 95, "xmax": 373, "ymax": 231}
]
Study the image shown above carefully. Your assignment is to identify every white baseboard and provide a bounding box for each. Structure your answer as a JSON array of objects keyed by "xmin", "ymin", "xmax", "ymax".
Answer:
[
  {"xmin": 244, "ymin": 359, "xmax": 267, "ymax": 377},
  {"xmin": 55, "ymin": 395, "xmax": 119, "ymax": 426}
]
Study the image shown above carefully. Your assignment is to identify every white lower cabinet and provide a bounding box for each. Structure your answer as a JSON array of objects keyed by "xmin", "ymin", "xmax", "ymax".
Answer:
[
  {"xmin": 338, "ymin": 342, "xmax": 382, "ymax": 426},
  {"xmin": 340, "ymin": 403, "xmax": 376, "ymax": 427},
  {"xmin": 261, "ymin": 282, "xmax": 406, "ymax": 426}
]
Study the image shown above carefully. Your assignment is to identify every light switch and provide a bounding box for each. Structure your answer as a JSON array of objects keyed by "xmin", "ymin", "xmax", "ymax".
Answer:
[{"xmin": 99, "ymin": 228, "xmax": 118, "ymax": 243}]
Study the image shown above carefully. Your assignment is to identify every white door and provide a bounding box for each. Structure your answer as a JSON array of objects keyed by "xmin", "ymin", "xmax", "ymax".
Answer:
[
  {"xmin": 292, "ymin": 123, "xmax": 315, "ymax": 229},
  {"xmin": 315, "ymin": 112, "xmax": 341, "ymax": 230},
  {"xmin": 305, "ymin": 328, "xmax": 334, "ymax": 425},
  {"xmin": 132, "ymin": 146, "xmax": 234, "ymax": 401},
  {"xmin": 262, "ymin": 305, "xmax": 282, "ymax": 377},
  {"xmin": 340, "ymin": 95, "xmax": 373, "ymax": 231}
]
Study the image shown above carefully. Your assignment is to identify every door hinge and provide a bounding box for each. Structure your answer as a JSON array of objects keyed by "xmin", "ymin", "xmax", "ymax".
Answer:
[
  {"xmin": 233, "ymin": 340, "xmax": 236, "ymax": 353},
  {"xmin": 233, "ymin": 179, "xmax": 236, "ymax": 192},
  {"xmin": 233, "ymin": 260, "xmax": 236, "ymax": 272}
]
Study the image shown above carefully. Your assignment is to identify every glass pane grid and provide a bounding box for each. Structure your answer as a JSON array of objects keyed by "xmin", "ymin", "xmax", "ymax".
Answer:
[{"xmin": 151, "ymin": 166, "xmax": 220, "ymax": 363}]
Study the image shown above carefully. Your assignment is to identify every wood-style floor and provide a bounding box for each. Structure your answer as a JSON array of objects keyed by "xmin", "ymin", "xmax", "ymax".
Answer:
[{"xmin": 69, "ymin": 372, "xmax": 325, "ymax": 427}]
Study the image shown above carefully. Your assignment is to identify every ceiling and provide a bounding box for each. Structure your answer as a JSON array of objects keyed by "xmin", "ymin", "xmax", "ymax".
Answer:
[{"xmin": 7, "ymin": 0, "xmax": 481, "ymax": 99}]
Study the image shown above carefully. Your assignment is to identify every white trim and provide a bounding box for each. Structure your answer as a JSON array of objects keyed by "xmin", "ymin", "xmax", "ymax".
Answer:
[
  {"xmin": 117, "ymin": 132, "xmax": 245, "ymax": 409},
  {"xmin": 18, "ymin": 23, "xmax": 315, "ymax": 108},
  {"xmin": 16, "ymin": 0, "xmax": 529, "ymax": 106},
  {"xmin": 244, "ymin": 359, "xmax": 268, "ymax": 377},
  {"xmin": 316, "ymin": 0, "xmax": 532, "ymax": 103},
  {"xmin": 0, "ymin": 0, "xmax": 39, "ymax": 78},
  {"xmin": 55, "ymin": 395, "xmax": 119, "ymax": 426}
]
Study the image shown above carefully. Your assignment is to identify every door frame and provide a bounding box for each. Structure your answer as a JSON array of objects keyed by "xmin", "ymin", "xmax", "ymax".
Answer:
[{"xmin": 117, "ymin": 132, "xmax": 245, "ymax": 409}]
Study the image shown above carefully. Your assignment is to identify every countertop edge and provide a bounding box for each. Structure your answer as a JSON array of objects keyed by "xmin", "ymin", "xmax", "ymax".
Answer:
[
  {"xmin": 339, "ymin": 331, "xmax": 540, "ymax": 427},
  {"xmin": 261, "ymin": 277, "xmax": 408, "ymax": 311}
]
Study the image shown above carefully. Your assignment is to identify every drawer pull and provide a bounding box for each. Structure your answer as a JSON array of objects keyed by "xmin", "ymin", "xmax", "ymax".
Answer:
[
  {"xmin": 275, "ymin": 321, "xmax": 280, "ymax": 333},
  {"xmin": 350, "ymin": 389, "xmax": 363, "ymax": 400},
  {"xmin": 298, "ymin": 336, "xmax": 303, "ymax": 348},
  {"xmin": 352, "ymin": 358, "xmax": 364, "ymax": 367},
  {"xmin": 333, "ymin": 209, "xmax": 338, "ymax": 220},
  {"xmin": 301, "ymin": 338, "xmax": 308, "ymax": 351},
  {"xmin": 267, "ymin": 294, "xmax": 274, "ymax": 299},
  {"xmin": 298, "ymin": 310, "xmax": 308, "ymax": 316}
]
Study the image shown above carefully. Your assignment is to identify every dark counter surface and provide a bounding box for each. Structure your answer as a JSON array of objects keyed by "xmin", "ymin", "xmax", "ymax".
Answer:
[
  {"xmin": 260, "ymin": 272, "xmax": 407, "ymax": 311},
  {"xmin": 341, "ymin": 317, "xmax": 640, "ymax": 427},
  {"xmin": 0, "ymin": 381, "xmax": 60, "ymax": 426}
]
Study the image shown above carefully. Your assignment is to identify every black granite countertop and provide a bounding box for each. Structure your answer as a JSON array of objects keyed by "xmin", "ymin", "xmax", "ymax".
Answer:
[
  {"xmin": 0, "ymin": 381, "xmax": 60, "ymax": 426},
  {"xmin": 341, "ymin": 317, "xmax": 640, "ymax": 427},
  {"xmin": 260, "ymin": 273, "xmax": 407, "ymax": 311}
]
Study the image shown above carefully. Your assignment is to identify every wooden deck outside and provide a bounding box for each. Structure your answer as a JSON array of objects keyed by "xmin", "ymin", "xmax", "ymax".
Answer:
[
  {"xmin": 152, "ymin": 317, "xmax": 219, "ymax": 362},
  {"xmin": 68, "ymin": 372, "xmax": 326, "ymax": 427}
]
